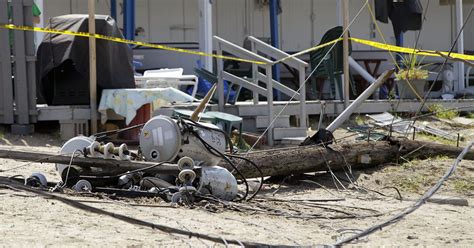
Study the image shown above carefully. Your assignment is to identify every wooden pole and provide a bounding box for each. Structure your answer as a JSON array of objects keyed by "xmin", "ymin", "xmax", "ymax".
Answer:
[
  {"xmin": 88, "ymin": 0, "xmax": 98, "ymax": 134},
  {"xmin": 342, "ymin": 0, "xmax": 350, "ymax": 108},
  {"xmin": 0, "ymin": 147, "xmax": 181, "ymax": 175}
]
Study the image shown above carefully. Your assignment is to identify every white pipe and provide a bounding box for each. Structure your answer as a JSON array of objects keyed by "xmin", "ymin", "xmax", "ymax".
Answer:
[
  {"xmin": 326, "ymin": 69, "xmax": 394, "ymax": 132},
  {"xmin": 199, "ymin": 0, "xmax": 213, "ymax": 71},
  {"xmin": 455, "ymin": 0, "xmax": 465, "ymax": 91},
  {"xmin": 349, "ymin": 57, "xmax": 376, "ymax": 83},
  {"xmin": 34, "ymin": 0, "xmax": 44, "ymax": 51},
  {"xmin": 349, "ymin": 56, "xmax": 379, "ymax": 99}
]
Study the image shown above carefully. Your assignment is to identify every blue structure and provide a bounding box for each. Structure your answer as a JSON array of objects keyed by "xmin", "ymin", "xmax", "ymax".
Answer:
[
  {"xmin": 123, "ymin": 0, "xmax": 135, "ymax": 40},
  {"xmin": 396, "ymin": 32, "xmax": 404, "ymax": 67},
  {"xmin": 110, "ymin": 0, "xmax": 117, "ymax": 20},
  {"xmin": 269, "ymin": 0, "xmax": 281, "ymax": 100}
]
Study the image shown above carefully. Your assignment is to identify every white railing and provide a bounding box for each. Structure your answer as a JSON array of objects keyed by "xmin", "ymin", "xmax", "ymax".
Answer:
[{"xmin": 248, "ymin": 36, "xmax": 309, "ymax": 128}]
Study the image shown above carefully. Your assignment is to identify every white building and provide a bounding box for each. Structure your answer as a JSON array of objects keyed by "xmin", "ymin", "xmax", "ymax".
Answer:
[
  {"xmin": 37, "ymin": 0, "xmax": 473, "ymax": 89},
  {"xmin": 39, "ymin": 0, "xmax": 473, "ymax": 50}
]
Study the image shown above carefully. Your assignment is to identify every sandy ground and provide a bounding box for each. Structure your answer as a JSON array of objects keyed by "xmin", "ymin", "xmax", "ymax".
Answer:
[{"xmin": 0, "ymin": 119, "xmax": 473, "ymax": 247}]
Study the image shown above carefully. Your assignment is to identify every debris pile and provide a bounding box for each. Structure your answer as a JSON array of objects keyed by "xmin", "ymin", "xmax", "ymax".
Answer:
[{"xmin": 5, "ymin": 115, "xmax": 261, "ymax": 206}]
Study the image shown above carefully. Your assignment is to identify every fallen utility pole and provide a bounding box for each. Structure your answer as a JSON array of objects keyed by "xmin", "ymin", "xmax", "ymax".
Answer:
[
  {"xmin": 1, "ymin": 139, "xmax": 473, "ymax": 180},
  {"xmin": 220, "ymin": 139, "xmax": 474, "ymax": 179}
]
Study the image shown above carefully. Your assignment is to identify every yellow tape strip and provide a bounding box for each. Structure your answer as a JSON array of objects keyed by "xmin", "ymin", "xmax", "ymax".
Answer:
[
  {"xmin": 2, "ymin": 24, "xmax": 473, "ymax": 65},
  {"xmin": 0, "ymin": 24, "xmax": 267, "ymax": 65},
  {"xmin": 351, "ymin": 37, "xmax": 474, "ymax": 61},
  {"xmin": 273, "ymin": 38, "xmax": 343, "ymax": 64}
]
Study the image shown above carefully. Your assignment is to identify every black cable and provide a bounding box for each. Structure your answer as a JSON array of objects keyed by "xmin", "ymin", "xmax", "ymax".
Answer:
[
  {"xmin": 192, "ymin": 132, "xmax": 249, "ymax": 201},
  {"xmin": 80, "ymin": 161, "xmax": 167, "ymax": 179},
  {"xmin": 176, "ymin": 116, "xmax": 234, "ymax": 154},
  {"xmin": 225, "ymin": 154, "xmax": 264, "ymax": 201},
  {"xmin": 0, "ymin": 177, "xmax": 270, "ymax": 247},
  {"xmin": 94, "ymin": 123, "xmax": 146, "ymax": 140}
]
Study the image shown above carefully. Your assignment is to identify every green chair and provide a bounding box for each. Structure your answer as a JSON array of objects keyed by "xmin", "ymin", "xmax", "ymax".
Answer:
[
  {"xmin": 206, "ymin": 111, "xmax": 243, "ymax": 146},
  {"xmin": 309, "ymin": 26, "xmax": 355, "ymax": 100}
]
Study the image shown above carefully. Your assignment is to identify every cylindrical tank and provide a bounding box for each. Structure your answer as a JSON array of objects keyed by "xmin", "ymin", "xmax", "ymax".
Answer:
[{"xmin": 139, "ymin": 116, "xmax": 226, "ymax": 166}]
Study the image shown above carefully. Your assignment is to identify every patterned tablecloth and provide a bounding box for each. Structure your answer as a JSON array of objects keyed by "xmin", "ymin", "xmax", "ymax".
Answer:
[{"xmin": 99, "ymin": 88, "xmax": 195, "ymax": 125}]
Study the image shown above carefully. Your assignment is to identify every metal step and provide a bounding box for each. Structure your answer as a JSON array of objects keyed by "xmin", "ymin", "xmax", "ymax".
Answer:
[{"xmin": 273, "ymin": 127, "xmax": 308, "ymax": 140}]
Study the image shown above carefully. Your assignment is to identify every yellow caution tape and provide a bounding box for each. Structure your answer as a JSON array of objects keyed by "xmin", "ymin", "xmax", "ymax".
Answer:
[
  {"xmin": 351, "ymin": 37, "xmax": 474, "ymax": 62},
  {"xmin": 0, "ymin": 24, "xmax": 267, "ymax": 65},
  {"xmin": 2, "ymin": 24, "xmax": 473, "ymax": 65},
  {"xmin": 273, "ymin": 38, "xmax": 343, "ymax": 64}
]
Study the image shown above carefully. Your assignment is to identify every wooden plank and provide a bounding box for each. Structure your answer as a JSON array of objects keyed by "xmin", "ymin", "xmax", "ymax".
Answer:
[
  {"xmin": 23, "ymin": 0, "xmax": 37, "ymax": 122},
  {"xmin": 88, "ymin": 0, "xmax": 98, "ymax": 134},
  {"xmin": 0, "ymin": 0, "xmax": 14, "ymax": 124},
  {"xmin": 12, "ymin": 0, "xmax": 29, "ymax": 124},
  {"xmin": 37, "ymin": 105, "xmax": 91, "ymax": 121},
  {"xmin": 229, "ymin": 99, "xmax": 474, "ymax": 117}
]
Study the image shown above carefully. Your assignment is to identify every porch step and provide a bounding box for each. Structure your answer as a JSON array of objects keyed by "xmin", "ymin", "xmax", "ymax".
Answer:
[
  {"xmin": 256, "ymin": 115, "xmax": 290, "ymax": 129},
  {"xmin": 279, "ymin": 137, "xmax": 307, "ymax": 145},
  {"xmin": 242, "ymin": 115, "xmax": 290, "ymax": 132},
  {"xmin": 273, "ymin": 127, "xmax": 308, "ymax": 140}
]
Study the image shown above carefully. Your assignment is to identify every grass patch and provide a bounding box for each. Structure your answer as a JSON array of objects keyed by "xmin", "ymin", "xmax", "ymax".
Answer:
[
  {"xmin": 429, "ymin": 104, "xmax": 459, "ymax": 120},
  {"xmin": 453, "ymin": 178, "xmax": 474, "ymax": 193},
  {"xmin": 416, "ymin": 133, "xmax": 456, "ymax": 146},
  {"xmin": 466, "ymin": 112, "xmax": 474, "ymax": 119},
  {"xmin": 394, "ymin": 175, "xmax": 430, "ymax": 193},
  {"xmin": 0, "ymin": 126, "xmax": 4, "ymax": 139},
  {"xmin": 354, "ymin": 115, "xmax": 365, "ymax": 125}
]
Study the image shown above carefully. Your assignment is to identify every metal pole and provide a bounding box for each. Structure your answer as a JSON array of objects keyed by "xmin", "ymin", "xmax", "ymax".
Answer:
[
  {"xmin": 455, "ymin": 0, "xmax": 465, "ymax": 92},
  {"xmin": 110, "ymin": 0, "xmax": 117, "ymax": 20},
  {"xmin": 327, "ymin": 69, "xmax": 395, "ymax": 132},
  {"xmin": 88, "ymin": 0, "xmax": 98, "ymax": 134},
  {"xmin": 299, "ymin": 64, "xmax": 307, "ymax": 128},
  {"xmin": 342, "ymin": 0, "xmax": 350, "ymax": 108},
  {"xmin": 198, "ymin": 0, "xmax": 213, "ymax": 71},
  {"xmin": 216, "ymin": 41, "xmax": 225, "ymax": 112},
  {"xmin": 123, "ymin": 0, "xmax": 135, "ymax": 40},
  {"xmin": 269, "ymin": 0, "xmax": 281, "ymax": 101},
  {"xmin": 266, "ymin": 64, "xmax": 274, "ymax": 146}
]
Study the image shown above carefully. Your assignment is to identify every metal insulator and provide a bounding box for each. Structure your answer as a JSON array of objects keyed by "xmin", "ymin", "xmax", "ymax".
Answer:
[
  {"xmin": 178, "ymin": 169, "xmax": 196, "ymax": 184},
  {"xmin": 177, "ymin": 156, "xmax": 194, "ymax": 171}
]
